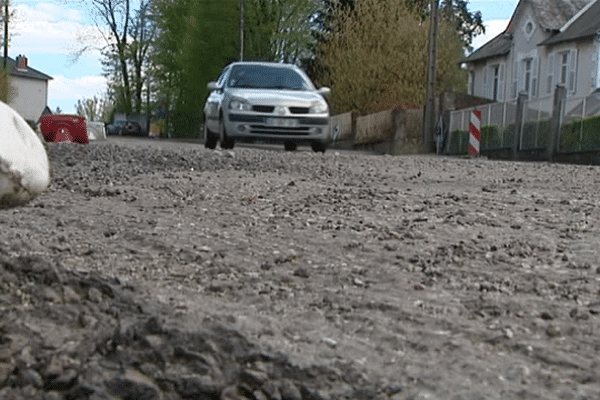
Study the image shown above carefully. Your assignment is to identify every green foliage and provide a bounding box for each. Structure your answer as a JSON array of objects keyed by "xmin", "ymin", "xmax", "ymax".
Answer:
[
  {"xmin": 520, "ymin": 119, "xmax": 550, "ymax": 149},
  {"xmin": 316, "ymin": 0, "xmax": 467, "ymax": 115},
  {"xmin": 480, "ymin": 125, "xmax": 501, "ymax": 150},
  {"xmin": 151, "ymin": 0, "xmax": 239, "ymax": 137},
  {"xmin": 75, "ymin": 95, "xmax": 112, "ymax": 122},
  {"xmin": 447, "ymin": 129, "xmax": 469, "ymax": 154},
  {"xmin": 559, "ymin": 115, "xmax": 600, "ymax": 152},
  {"xmin": 404, "ymin": 0, "xmax": 484, "ymax": 49},
  {"xmin": 0, "ymin": 65, "xmax": 10, "ymax": 103},
  {"xmin": 245, "ymin": 0, "xmax": 319, "ymax": 64}
]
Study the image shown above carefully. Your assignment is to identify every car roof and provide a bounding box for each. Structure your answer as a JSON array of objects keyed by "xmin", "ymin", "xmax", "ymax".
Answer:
[{"xmin": 228, "ymin": 61, "xmax": 301, "ymax": 70}]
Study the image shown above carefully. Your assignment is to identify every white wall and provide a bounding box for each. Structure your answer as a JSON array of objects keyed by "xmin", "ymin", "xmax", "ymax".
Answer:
[{"xmin": 9, "ymin": 76, "xmax": 48, "ymax": 122}]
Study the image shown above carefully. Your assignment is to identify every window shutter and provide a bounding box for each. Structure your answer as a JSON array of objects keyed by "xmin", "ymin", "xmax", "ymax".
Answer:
[
  {"xmin": 498, "ymin": 63, "xmax": 506, "ymax": 102},
  {"xmin": 547, "ymin": 53, "xmax": 554, "ymax": 94},
  {"xmin": 532, "ymin": 57, "xmax": 539, "ymax": 98},
  {"xmin": 569, "ymin": 49, "xmax": 578, "ymax": 93},
  {"xmin": 483, "ymin": 66, "xmax": 488, "ymax": 98},
  {"xmin": 518, "ymin": 60, "xmax": 526, "ymax": 94}
]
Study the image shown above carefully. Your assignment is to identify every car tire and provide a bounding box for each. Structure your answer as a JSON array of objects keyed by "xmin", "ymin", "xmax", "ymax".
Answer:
[
  {"xmin": 311, "ymin": 141, "xmax": 326, "ymax": 153},
  {"xmin": 205, "ymin": 125, "xmax": 218, "ymax": 149},
  {"xmin": 284, "ymin": 141, "xmax": 297, "ymax": 152},
  {"xmin": 219, "ymin": 118, "xmax": 234, "ymax": 150}
]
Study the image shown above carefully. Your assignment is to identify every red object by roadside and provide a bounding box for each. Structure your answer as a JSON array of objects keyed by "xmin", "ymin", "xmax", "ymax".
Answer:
[{"xmin": 41, "ymin": 114, "xmax": 89, "ymax": 144}]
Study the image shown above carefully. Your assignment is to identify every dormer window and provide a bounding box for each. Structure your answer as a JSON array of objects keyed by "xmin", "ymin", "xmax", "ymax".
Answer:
[
  {"xmin": 524, "ymin": 19, "xmax": 536, "ymax": 40},
  {"xmin": 525, "ymin": 22, "xmax": 533, "ymax": 34}
]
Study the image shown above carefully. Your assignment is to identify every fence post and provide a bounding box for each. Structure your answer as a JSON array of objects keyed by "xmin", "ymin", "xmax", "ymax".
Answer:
[
  {"xmin": 513, "ymin": 91, "xmax": 528, "ymax": 160},
  {"xmin": 547, "ymin": 85, "xmax": 567, "ymax": 162}
]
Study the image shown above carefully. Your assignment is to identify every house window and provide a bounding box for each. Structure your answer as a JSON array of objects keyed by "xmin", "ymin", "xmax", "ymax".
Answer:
[
  {"xmin": 559, "ymin": 52, "xmax": 569, "ymax": 85},
  {"xmin": 524, "ymin": 58, "xmax": 532, "ymax": 94},
  {"xmin": 492, "ymin": 65, "xmax": 500, "ymax": 101},
  {"xmin": 519, "ymin": 57, "xmax": 538, "ymax": 98},
  {"xmin": 547, "ymin": 54, "xmax": 554, "ymax": 94},
  {"xmin": 550, "ymin": 50, "xmax": 578, "ymax": 94},
  {"xmin": 525, "ymin": 22, "xmax": 534, "ymax": 35}
]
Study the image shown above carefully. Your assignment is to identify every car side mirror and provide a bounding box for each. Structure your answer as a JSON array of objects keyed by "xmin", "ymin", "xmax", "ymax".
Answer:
[
  {"xmin": 317, "ymin": 87, "xmax": 331, "ymax": 97},
  {"xmin": 207, "ymin": 82, "xmax": 219, "ymax": 91}
]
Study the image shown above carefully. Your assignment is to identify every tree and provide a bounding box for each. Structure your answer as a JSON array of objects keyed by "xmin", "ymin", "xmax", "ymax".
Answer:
[
  {"xmin": 151, "ymin": 0, "xmax": 239, "ymax": 136},
  {"xmin": 316, "ymin": 0, "xmax": 466, "ymax": 115},
  {"xmin": 314, "ymin": 0, "xmax": 483, "ymax": 50},
  {"xmin": 0, "ymin": 65, "xmax": 9, "ymax": 103},
  {"xmin": 127, "ymin": 2, "xmax": 156, "ymax": 114},
  {"xmin": 404, "ymin": 0, "xmax": 484, "ymax": 48},
  {"xmin": 68, "ymin": 0, "xmax": 156, "ymax": 115},
  {"xmin": 244, "ymin": 0, "xmax": 321, "ymax": 64},
  {"xmin": 75, "ymin": 94, "xmax": 112, "ymax": 122}
]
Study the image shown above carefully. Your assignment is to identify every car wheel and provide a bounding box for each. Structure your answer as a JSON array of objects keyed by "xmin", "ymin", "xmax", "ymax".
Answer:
[
  {"xmin": 284, "ymin": 141, "xmax": 297, "ymax": 151},
  {"xmin": 219, "ymin": 118, "xmax": 234, "ymax": 150},
  {"xmin": 311, "ymin": 141, "xmax": 326, "ymax": 153},
  {"xmin": 205, "ymin": 125, "xmax": 218, "ymax": 149}
]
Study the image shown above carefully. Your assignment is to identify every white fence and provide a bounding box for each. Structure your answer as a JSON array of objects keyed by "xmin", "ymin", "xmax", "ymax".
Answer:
[
  {"xmin": 447, "ymin": 90, "xmax": 600, "ymax": 155},
  {"xmin": 447, "ymin": 100, "xmax": 517, "ymax": 154}
]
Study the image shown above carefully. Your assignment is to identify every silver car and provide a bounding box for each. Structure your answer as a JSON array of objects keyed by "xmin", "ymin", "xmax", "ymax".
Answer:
[{"xmin": 203, "ymin": 62, "xmax": 331, "ymax": 152}]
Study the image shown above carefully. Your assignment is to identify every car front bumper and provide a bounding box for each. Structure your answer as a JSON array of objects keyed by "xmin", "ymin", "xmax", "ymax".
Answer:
[{"xmin": 225, "ymin": 113, "xmax": 330, "ymax": 143}]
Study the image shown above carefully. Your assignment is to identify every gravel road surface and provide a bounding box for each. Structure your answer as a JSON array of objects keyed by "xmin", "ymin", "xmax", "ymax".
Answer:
[{"xmin": 1, "ymin": 137, "xmax": 599, "ymax": 399}]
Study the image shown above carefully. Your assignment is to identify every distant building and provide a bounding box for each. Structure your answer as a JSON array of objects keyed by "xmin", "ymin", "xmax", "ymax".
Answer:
[{"xmin": 2, "ymin": 54, "xmax": 53, "ymax": 123}]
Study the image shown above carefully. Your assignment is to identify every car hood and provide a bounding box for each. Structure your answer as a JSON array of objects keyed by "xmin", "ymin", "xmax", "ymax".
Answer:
[{"xmin": 227, "ymin": 89, "xmax": 326, "ymax": 107}]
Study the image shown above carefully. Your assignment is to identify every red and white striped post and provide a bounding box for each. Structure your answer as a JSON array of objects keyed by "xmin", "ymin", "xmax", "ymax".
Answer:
[{"xmin": 469, "ymin": 109, "xmax": 481, "ymax": 156}]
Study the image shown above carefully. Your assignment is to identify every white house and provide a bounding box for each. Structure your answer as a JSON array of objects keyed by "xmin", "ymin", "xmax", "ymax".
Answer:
[
  {"xmin": 2, "ymin": 55, "xmax": 53, "ymax": 123},
  {"xmin": 462, "ymin": 0, "xmax": 600, "ymax": 103}
]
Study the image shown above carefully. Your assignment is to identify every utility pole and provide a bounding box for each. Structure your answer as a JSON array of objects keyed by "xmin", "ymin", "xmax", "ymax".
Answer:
[
  {"xmin": 423, "ymin": 0, "xmax": 439, "ymax": 153},
  {"xmin": 3, "ymin": 0, "xmax": 8, "ymax": 69},
  {"xmin": 239, "ymin": 0, "xmax": 245, "ymax": 61}
]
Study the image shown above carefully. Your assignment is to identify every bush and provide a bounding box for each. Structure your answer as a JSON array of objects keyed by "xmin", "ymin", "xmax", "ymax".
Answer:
[
  {"xmin": 521, "ymin": 119, "xmax": 551, "ymax": 149},
  {"xmin": 558, "ymin": 116, "xmax": 600, "ymax": 152},
  {"xmin": 447, "ymin": 129, "xmax": 469, "ymax": 154},
  {"xmin": 480, "ymin": 125, "xmax": 501, "ymax": 150},
  {"xmin": 580, "ymin": 115, "xmax": 600, "ymax": 150}
]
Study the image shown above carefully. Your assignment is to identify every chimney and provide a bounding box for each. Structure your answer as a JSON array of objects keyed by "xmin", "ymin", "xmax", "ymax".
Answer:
[{"xmin": 16, "ymin": 54, "xmax": 28, "ymax": 71}]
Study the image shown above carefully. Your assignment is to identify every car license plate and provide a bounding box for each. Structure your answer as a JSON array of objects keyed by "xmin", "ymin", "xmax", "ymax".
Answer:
[{"xmin": 267, "ymin": 118, "xmax": 297, "ymax": 127}]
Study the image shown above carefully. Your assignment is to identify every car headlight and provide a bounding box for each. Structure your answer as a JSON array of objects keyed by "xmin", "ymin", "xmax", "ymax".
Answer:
[
  {"xmin": 309, "ymin": 101, "xmax": 329, "ymax": 114},
  {"xmin": 229, "ymin": 97, "xmax": 252, "ymax": 111}
]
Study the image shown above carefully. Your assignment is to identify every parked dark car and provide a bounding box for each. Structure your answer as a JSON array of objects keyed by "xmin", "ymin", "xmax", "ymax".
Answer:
[
  {"xmin": 106, "ymin": 120, "xmax": 126, "ymax": 136},
  {"xmin": 121, "ymin": 120, "xmax": 143, "ymax": 136}
]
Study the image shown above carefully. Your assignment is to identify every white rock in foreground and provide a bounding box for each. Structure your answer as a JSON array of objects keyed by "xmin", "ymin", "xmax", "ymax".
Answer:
[{"xmin": 0, "ymin": 101, "xmax": 51, "ymax": 209}]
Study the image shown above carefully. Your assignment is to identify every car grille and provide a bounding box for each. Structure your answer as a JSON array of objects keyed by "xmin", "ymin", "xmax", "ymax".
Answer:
[
  {"xmin": 289, "ymin": 107, "xmax": 310, "ymax": 114},
  {"xmin": 249, "ymin": 125, "xmax": 311, "ymax": 135},
  {"xmin": 252, "ymin": 105, "xmax": 275, "ymax": 113},
  {"xmin": 250, "ymin": 106, "xmax": 310, "ymax": 114}
]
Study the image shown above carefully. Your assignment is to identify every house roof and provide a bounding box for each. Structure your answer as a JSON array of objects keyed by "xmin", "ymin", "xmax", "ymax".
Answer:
[
  {"xmin": 461, "ymin": 33, "xmax": 512, "ymax": 63},
  {"xmin": 463, "ymin": 0, "xmax": 592, "ymax": 64},
  {"xmin": 1, "ymin": 56, "xmax": 53, "ymax": 81},
  {"xmin": 525, "ymin": 0, "xmax": 592, "ymax": 31},
  {"xmin": 540, "ymin": 0, "xmax": 600, "ymax": 45}
]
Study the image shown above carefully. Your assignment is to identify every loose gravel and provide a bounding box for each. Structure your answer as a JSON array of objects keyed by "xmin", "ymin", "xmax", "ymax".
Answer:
[{"xmin": 1, "ymin": 140, "xmax": 599, "ymax": 399}]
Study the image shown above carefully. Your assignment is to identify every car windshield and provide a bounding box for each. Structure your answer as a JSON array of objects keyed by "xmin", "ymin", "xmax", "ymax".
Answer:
[{"xmin": 228, "ymin": 65, "xmax": 312, "ymax": 91}]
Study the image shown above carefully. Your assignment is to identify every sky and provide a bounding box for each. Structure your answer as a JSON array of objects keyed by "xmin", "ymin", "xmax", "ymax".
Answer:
[{"xmin": 8, "ymin": 0, "xmax": 519, "ymax": 115}]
